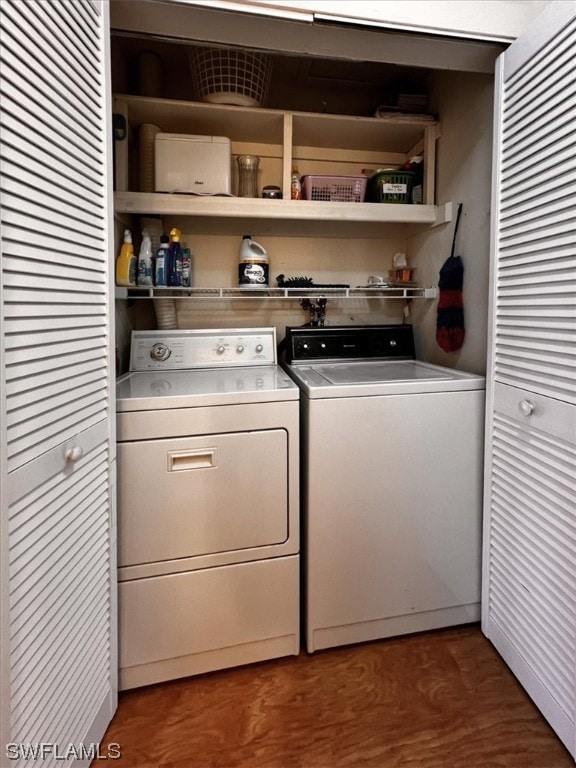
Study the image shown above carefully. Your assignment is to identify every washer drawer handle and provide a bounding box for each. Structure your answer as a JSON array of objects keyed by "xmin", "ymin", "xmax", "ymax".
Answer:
[{"xmin": 168, "ymin": 448, "xmax": 217, "ymax": 471}]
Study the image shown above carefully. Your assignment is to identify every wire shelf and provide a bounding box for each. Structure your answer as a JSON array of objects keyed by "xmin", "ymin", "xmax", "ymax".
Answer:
[{"xmin": 119, "ymin": 286, "xmax": 439, "ymax": 300}]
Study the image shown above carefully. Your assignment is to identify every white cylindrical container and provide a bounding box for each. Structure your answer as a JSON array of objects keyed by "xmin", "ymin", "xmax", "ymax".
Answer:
[
  {"xmin": 238, "ymin": 235, "xmax": 269, "ymax": 288},
  {"xmin": 138, "ymin": 124, "xmax": 162, "ymax": 192},
  {"xmin": 138, "ymin": 51, "xmax": 163, "ymax": 97}
]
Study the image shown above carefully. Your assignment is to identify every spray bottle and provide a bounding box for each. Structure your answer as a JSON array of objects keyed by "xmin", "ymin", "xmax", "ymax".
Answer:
[
  {"xmin": 238, "ymin": 234, "xmax": 269, "ymax": 288},
  {"xmin": 167, "ymin": 227, "xmax": 183, "ymax": 287},
  {"xmin": 115, "ymin": 229, "xmax": 136, "ymax": 287},
  {"xmin": 137, "ymin": 229, "xmax": 153, "ymax": 286}
]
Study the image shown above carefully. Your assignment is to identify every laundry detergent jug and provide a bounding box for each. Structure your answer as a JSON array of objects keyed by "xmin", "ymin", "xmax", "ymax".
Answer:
[{"xmin": 238, "ymin": 235, "xmax": 269, "ymax": 287}]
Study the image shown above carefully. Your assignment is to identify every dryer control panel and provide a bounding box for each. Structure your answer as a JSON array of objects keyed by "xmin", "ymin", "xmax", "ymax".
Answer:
[{"xmin": 130, "ymin": 328, "xmax": 277, "ymax": 370}]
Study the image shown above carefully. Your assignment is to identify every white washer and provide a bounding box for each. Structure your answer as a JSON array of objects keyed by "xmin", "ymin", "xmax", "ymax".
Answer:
[
  {"xmin": 116, "ymin": 328, "xmax": 300, "ymax": 689},
  {"xmin": 283, "ymin": 325, "xmax": 485, "ymax": 653}
]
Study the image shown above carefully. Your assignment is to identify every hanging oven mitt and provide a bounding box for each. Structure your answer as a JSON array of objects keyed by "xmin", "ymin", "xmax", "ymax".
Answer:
[
  {"xmin": 436, "ymin": 255, "xmax": 465, "ymax": 352},
  {"xmin": 436, "ymin": 202, "xmax": 465, "ymax": 352}
]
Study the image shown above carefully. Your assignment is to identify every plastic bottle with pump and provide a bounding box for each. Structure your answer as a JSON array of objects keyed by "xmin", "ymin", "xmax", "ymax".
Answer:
[
  {"xmin": 137, "ymin": 229, "xmax": 153, "ymax": 286},
  {"xmin": 167, "ymin": 227, "xmax": 183, "ymax": 287},
  {"xmin": 238, "ymin": 234, "xmax": 269, "ymax": 288},
  {"xmin": 115, "ymin": 229, "xmax": 136, "ymax": 287},
  {"xmin": 155, "ymin": 234, "xmax": 169, "ymax": 286}
]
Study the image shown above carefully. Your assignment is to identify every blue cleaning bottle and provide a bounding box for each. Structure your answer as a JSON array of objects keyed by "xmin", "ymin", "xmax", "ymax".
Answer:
[
  {"xmin": 154, "ymin": 234, "xmax": 169, "ymax": 287},
  {"xmin": 167, "ymin": 227, "xmax": 183, "ymax": 287}
]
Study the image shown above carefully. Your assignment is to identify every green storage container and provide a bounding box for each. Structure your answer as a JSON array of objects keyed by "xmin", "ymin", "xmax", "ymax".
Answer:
[{"xmin": 367, "ymin": 169, "xmax": 415, "ymax": 204}]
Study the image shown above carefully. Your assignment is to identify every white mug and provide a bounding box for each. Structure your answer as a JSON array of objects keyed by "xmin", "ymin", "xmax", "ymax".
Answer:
[{"xmin": 367, "ymin": 275, "xmax": 384, "ymax": 285}]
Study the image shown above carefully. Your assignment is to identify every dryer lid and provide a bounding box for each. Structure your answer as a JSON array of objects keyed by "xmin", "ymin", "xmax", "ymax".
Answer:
[{"xmin": 116, "ymin": 366, "xmax": 299, "ymax": 411}]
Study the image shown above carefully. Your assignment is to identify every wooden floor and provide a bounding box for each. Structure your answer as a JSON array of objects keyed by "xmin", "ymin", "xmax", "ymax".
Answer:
[{"xmin": 98, "ymin": 625, "xmax": 574, "ymax": 768}]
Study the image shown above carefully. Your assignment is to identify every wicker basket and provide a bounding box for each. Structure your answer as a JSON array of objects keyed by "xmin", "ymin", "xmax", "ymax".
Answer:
[
  {"xmin": 189, "ymin": 47, "xmax": 272, "ymax": 107},
  {"xmin": 302, "ymin": 175, "xmax": 367, "ymax": 203}
]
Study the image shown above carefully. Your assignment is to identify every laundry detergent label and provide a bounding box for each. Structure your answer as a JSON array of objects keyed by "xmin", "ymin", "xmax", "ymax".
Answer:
[{"xmin": 238, "ymin": 262, "xmax": 269, "ymax": 287}]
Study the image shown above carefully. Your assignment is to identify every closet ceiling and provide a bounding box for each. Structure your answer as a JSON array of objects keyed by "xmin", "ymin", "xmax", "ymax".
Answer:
[{"xmin": 111, "ymin": 33, "xmax": 432, "ymax": 117}]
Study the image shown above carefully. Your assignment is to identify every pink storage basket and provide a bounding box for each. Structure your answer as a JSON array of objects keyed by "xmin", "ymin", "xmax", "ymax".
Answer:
[{"xmin": 302, "ymin": 175, "xmax": 367, "ymax": 203}]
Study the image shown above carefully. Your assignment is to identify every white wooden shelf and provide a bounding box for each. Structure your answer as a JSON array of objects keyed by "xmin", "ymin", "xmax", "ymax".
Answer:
[
  {"xmin": 114, "ymin": 192, "xmax": 452, "ymax": 226},
  {"xmin": 113, "ymin": 94, "xmax": 445, "ymax": 223}
]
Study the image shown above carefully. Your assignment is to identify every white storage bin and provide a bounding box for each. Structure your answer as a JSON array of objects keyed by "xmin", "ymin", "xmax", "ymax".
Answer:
[{"xmin": 155, "ymin": 133, "xmax": 232, "ymax": 195}]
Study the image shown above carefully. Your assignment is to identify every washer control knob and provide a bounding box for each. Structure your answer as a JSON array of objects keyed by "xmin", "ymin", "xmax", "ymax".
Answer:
[
  {"xmin": 151, "ymin": 343, "xmax": 171, "ymax": 362},
  {"xmin": 255, "ymin": 344, "xmax": 263, "ymax": 353},
  {"xmin": 217, "ymin": 345, "xmax": 226, "ymax": 355},
  {"xmin": 518, "ymin": 399, "xmax": 535, "ymax": 416},
  {"xmin": 236, "ymin": 344, "xmax": 245, "ymax": 354}
]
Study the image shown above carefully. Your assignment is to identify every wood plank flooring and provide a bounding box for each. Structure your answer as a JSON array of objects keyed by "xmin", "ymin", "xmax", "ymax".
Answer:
[{"xmin": 97, "ymin": 625, "xmax": 574, "ymax": 768}]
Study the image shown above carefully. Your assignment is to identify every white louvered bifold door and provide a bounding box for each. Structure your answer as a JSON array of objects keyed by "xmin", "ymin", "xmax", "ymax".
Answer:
[
  {"xmin": 0, "ymin": 1, "xmax": 117, "ymax": 765},
  {"xmin": 482, "ymin": 2, "xmax": 576, "ymax": 759}
]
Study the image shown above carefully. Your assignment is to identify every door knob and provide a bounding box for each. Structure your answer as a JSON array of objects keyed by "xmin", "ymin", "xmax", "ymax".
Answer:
[
  {"xmin": 65, "ymin": 446, "xmax": 83, "ymax": 463},
  {"xmin": 518, "ymin": 400, "xmax": 535, "ymax": 417}
]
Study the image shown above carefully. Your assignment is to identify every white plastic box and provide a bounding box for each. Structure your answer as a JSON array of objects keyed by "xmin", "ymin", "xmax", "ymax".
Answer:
[{"xmin": 154, "ymin": 133, "xmax": 232, "ymax": 195}]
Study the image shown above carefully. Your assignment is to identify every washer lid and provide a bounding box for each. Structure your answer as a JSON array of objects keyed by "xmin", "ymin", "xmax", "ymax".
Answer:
[
  {"xmin": 286, "ymin": 359, "xmax": 485, "ymax": 397},
  {"xmin": 314, "ymin": 360, "xmax": 453, "ymax": 385},
  {"xmin": 116, "ymin": 366, "xmax": 299, "ymax": 411}
]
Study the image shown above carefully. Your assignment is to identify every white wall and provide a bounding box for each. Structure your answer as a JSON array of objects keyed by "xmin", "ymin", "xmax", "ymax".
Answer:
[
  {"xmin": 117, "ymin": 224, "xmax": 415, "ymax": 371},
  {"xmin": 410, "ymin": 70, "xmax": 494, "ymax": 374},
  {"xmin": 156, "ymin": 227, "xmax": 410, "ymax": 336}
]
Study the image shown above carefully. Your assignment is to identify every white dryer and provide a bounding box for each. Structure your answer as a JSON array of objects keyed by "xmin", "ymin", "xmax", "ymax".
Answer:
[
  {"xmin": 283, "ymin": 325, "xmax": 485, "ymax": 653},
  {"xmin": 116, "ymin": 328, "xmax": 299, "ymax": 689}
]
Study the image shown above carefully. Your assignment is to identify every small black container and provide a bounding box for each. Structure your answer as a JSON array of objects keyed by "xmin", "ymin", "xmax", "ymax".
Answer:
[{"xmin": 262, "ymin": 185, "xmax": 282, "ymax": 199}]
